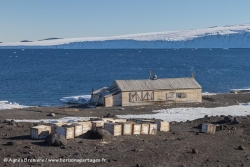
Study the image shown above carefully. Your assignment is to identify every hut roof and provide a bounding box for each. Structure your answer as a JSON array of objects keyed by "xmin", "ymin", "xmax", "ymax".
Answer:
[{"xmin": 114, "ymin": 77, "xmax": 201, "ymax": 91}]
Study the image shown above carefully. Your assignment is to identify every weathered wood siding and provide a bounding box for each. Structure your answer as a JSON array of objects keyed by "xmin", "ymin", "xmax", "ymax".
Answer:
[
  {"xmin": 121, "ymin": 88, "xmax": 202, "ymax": 106},
  {"xmin": 104, "ymin": 96, "xmax": 113, "ymax": 107},
  {"xmin": 113, "ymin": 93, "xmax": 122, "ymax": 106}
]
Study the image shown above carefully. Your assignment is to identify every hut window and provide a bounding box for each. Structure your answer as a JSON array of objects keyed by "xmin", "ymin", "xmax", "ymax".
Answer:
[{"xmin": 176, "ymin": 93, "xmax": 186, "ymax": 98}]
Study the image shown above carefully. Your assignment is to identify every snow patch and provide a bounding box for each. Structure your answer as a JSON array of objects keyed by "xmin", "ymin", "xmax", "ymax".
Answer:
[
  {"xmin": 8, "ymin": 103, "xmax": 250, "ymax": 123},
  {"xmin": 0, "ymin": 101, "xmax": 30, "ymax": 110},
  {"xmin": 117, "ymin": 103, "xmax": 250, "ymax": 122}
]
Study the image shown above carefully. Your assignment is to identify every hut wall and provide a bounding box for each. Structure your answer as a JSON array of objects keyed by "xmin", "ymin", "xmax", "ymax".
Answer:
[
  {"xmin": 121, "ymin": 89, "xmax": 202, "ymax": 106},
  {"xmin": 104, "ymin": 96, "xmax": 113, "ymax": 107}
]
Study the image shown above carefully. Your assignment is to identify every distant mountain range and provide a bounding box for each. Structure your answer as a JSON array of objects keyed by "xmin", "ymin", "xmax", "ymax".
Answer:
[{"xmin": 1, "ymin": 24, "xmax": 250, "ymax": 49}]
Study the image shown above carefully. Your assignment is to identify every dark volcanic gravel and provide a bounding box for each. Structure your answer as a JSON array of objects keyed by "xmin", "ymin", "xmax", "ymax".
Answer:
[{"xmin": 0, "ymin": 93, "xmax": 250, "ymax": 167}]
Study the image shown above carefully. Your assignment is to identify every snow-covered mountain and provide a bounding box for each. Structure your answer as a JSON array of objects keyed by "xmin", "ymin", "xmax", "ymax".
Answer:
[{"xmin": 1, "ymin": 24, "xmax": 250, "ymax": 49}]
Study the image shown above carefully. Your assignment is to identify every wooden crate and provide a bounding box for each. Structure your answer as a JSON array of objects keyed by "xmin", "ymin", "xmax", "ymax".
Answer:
[
  {"xmin": 149, "ymin": 124, "xmax": 157, "ymax": 135},
  {"xmin": 55, "ymin": 124, "xmax": 75, "ymax": 139},
  {"xmin": 132, "ymin": 124, "xmax": 141, "ymax": 135},
  {"xmin": 156, "ymin": 121, "xmax": 170, "ymax": 132},
  {"xmin": 71, "ymin": 123, "xmax": 83, "ymax": 137},
  {"xmin": 123, "ymin": 123, "xmax": 133, "ymax": 135},
  {"xmin": 80, "ymin": 121, "xmax": 92, "ymax": 134},
  {"xmin": 201, "ymin": 123, "xmax": 216, "ymax": 134},
  {"xmin": 31, "ymin": 125, "xmax": 51, "ymax": 139},
  {"xmin": 91, "ymin": 121, "xmax": 105, "ymax": 130},
  {"xmin": 104, "ymin": 123, "xmax": 122, "ymax": 136},
  {"xmin": 141, "ymin": 123, "xmax": 149, "ymax": 135},
  {"xmin": 51, "ymin": 122, "xmax": 64, "ymax": 134}
]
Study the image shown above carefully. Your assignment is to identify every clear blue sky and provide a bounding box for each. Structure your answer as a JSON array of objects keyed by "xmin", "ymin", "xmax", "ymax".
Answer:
[{"xmin": 0, "ymin": 0, "xmax": 249, "ymax": 42}]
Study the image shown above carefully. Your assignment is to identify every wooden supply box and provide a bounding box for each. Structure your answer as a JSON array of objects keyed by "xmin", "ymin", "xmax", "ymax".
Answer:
[
  {"xmin": 55, "ymin": 124, "xmax": 75, "ymax": 139},
  {"xmin": 71, "ymin": 123, "xmax": 83, "ymax": 137},
  {"xmin": 141, "ymin": 123, "xmax": 149, "ymax": 135},
  {"xmin": 51, "ymin": 122, "xmax": 64, "ymax": 135},
  {"xmin": 123, "ymin": 123, "xmax": 133, "ymax": 135},
  {"xmin": 91, "ymin": 121, "xmax": 105, "ymax": 130},
  {"xmin": 132, "ymin": 124, "xmax": 141, "ymax": 135},
  {"xmin": 201, "ymin": 123, "xmax": 216, "ymax": 134},
  {"xmin": 104, "ymin": 123, "xmax": 122, "ymax": 136},
  {"xmin": 149, "ymin": 123, "xmax": 157, "ymax": 135},
  {"xmin": 31, "ymin": 125, "xmax": 51, "ymax": 139},
  {"xmin": 156, "ymin": 121, "xmax": 170, "ymax": 132},
  {"xmin": 80, "ymin": 121, "xmax": 92, "ymax": 134}
]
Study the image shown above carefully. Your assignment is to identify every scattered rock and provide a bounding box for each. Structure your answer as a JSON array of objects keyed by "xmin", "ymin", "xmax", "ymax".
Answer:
[
  {"xmin": 238, "ymin": 145, "xmax": 245, "ymax": 150},
  {"xmin": 47, "ymin": 113, "xmax": 55, "ymax": 117},
  {"xmin": 102, "ymin": 113, "xmax": 117, "ymax": 118},
  {"xmin": 136, "ymin": 163, "xmax": 142, "ymax": 167},
  {"xmin": 231, "ymin": 127, "xmax": 236, "ymax": 131},
  {"xmin": 44, "ymin": 134, "xmax": 67, "ymax": 146},
  {"xmin": 0, "ymin": 116, "xmax": 5, "ymax": 123},
  {"xmin": 192, "ymin": 149, "xmax": 198, "ymax": 154},
  {"xmin": 118, "ymin": 108, "xmax": 124, "ymax": 111},
  {"xmin": 6, "ymin": 141, "xmax": 21, "ymax": 146},
  {"xmin": 224, "ymin": 116, "xmax": 234, "ymax": 123},
  {"xmin": 8, "ymin": 120, "xmax": 17, "ymax": 126},
  {"xmin": 82, "ymin": 129, "xmax": 113, "ymax": 141},
  {"xmin": 233, "ymin": 118, "xmax": 241, "ymax": 124},
  {"xmin": 24, "ymin": 145, "xmax": 32, "ymax": 149}
]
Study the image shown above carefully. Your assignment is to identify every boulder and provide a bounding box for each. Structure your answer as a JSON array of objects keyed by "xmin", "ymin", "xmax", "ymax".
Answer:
[
  {"xmin": 82, "ymin": 129, "xmax": 113, "ymax": 141},
  {"xmin": 44, "ymin": 134, "xmax": 67, "ymax": 146}
]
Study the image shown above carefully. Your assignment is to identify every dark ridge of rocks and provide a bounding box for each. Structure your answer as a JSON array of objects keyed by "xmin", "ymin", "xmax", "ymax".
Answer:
[
  {"xmin": 81, "ymin": 129, "xmax": 113, "ymax": 141},
  {"xmin": 44, "ymin": 134, "xmax": 67, "ymax": 147}
]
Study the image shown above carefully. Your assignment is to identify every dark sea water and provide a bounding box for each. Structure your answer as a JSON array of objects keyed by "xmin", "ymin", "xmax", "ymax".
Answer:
[{"xmin": 0, "ymin": 49, "xmax": 250, "ymax": 106}]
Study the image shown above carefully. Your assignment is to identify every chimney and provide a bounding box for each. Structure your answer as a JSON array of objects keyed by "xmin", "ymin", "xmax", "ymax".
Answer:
[
  {"xmin": 149, "ymin": 70, "xmax": 152, "ymax": 80},
  {"xmin": 191, "ymin": 71, "xmax": 195, "ymax": 78}
]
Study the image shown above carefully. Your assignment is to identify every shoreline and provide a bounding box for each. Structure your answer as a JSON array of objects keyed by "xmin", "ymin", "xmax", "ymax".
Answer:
[{"xmin": 1, "ymin": 93, "xmax": 250, "ymax": 121}]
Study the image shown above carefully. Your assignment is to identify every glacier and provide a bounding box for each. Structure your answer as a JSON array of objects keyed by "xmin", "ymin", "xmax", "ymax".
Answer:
[{"xmin": 1, "ymin": 24, "xmax": 250, "ymax": 49}]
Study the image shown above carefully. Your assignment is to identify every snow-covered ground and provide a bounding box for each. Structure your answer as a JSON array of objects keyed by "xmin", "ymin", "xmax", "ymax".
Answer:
[
  {"xmin": 8, "ymin": 103, "xmax": 250, "ymax": 123},
  {"xmin": 118, "ymin": 103, "xmax": 250, "ymax": 122},
  {"xmin": 1, "ymin": 24, "xmax": 250, "ymax": 48},
  {"xmin": 0, "ymin": 101, "xmax": 30, "ymax": 110}
]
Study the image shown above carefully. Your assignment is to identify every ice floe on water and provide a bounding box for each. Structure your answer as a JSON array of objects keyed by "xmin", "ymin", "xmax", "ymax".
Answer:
[
  {"xmin": 117, "ymin": 103, "xmax": 250, "ymax": 122},
  {"xmin": 0, "ymin": 101, "xmax": 30, "ymax": 110},
  {"xmin": 60, "ymin": 95, "xmax": 91, "ymax": 104},
  {"xmin": 202, "ymin": 92, "xmax": 217, "ymax": 96}
]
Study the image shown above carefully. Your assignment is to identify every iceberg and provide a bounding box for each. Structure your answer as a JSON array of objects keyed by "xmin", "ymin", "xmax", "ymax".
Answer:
[
  {"xmin": 60, "ymin": 95, "xmax": 91, "ymax": 104},
  {"xmin": 1, "ymin": 24, "xmax": 250, "ymax": 49}
]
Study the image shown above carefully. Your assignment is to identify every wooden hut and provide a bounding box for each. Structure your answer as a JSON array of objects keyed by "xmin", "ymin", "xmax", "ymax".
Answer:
[{"xmin": 91, "ymin": 77, "xmax": 202, "ymax": 107}]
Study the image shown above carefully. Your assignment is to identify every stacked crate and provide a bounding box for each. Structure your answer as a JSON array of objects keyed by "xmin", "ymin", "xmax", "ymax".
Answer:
[
  {"xmin": 31, "ymin": 125, "xmax": 51, "ymax": 139},
  {"xmin": 55, "ymin": 124, "xmax": 75, "ymax": 139},
  {"xmin": 31, "ymin": 118, "xmax": 170, "ymax": 139},
  {"xmin": 104, "ymin": 123, "xmax": 122, "ymax": 136},
  {"xmin": 123, "ymin": 122, "xmax": 133, "ymax": 135},
  {"xmin": 201, "ymin": 123, "xmax": 216, "ymax": 134}
]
